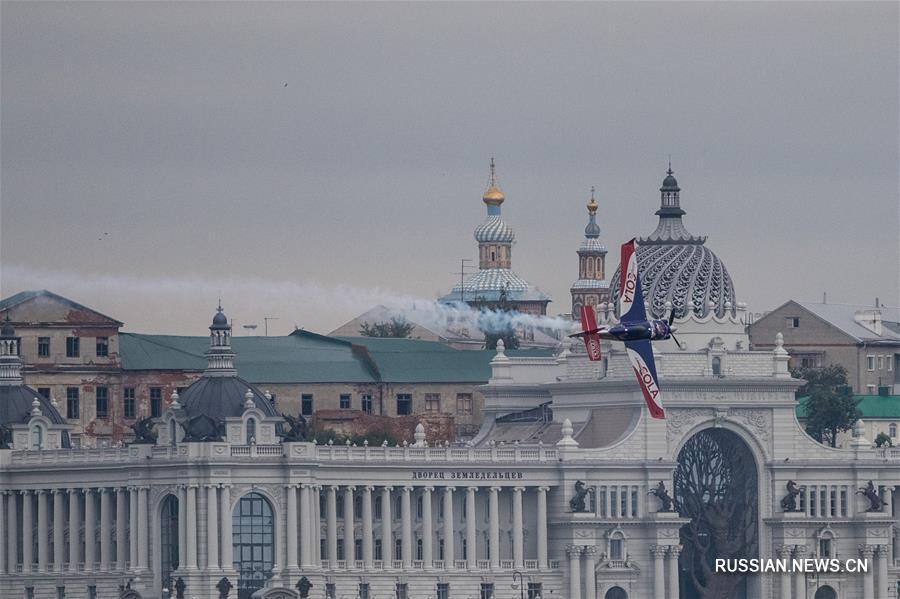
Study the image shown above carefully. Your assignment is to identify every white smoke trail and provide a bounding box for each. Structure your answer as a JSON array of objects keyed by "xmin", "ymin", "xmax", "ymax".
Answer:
[{"xmin": 1, "ymin": 265, "xmax": 577, "ymax": 337}]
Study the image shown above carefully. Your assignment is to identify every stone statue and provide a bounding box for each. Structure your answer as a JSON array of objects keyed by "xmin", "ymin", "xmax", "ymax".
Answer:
[
  {"xmin": 216, "ymin": 577, "xmax": 233, "ymax": 599},
  {"xmin": 780, "ymin": 480, "xmax": 801, "ymax": 512},
  {"xmin": 857, "ymin": 480, "xmax": 884, "ymax": 512},
  {"xmin": 649, "ymin": 480, "xmax": 674, "ymax": 512},
  {"xmin": 129, "ymin": 417, "xmax": 157, "ymax": 444},
  {"xmin": 569, "ymin": 480, "xmax": 591, "ymax": 512},
  {"xmin": 174, "ymin": 577, "xmax": 186, "ymax": 599},
  {"xmin": 282, "ymin": 413, "xmax": 309, "ymax": 442},
  {"xmin": 295, "ymin": 575, "xmax": 313, "ymax": 598},
  {"xmin": 181, "ymin": 414, "xmax": 225, "ymax": 442}
]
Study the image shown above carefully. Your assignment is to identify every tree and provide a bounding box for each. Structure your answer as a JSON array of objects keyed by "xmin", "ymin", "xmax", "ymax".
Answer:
[
  {"xmin": 483, "ymin": 287, "xmax": 520, "ymax": 350},
  {"xmin": 874, "ymin": 432, "xmax": 893, "ymax": 448},
  {"xmin": 674, "ymin": 429, "xmax": 758, "ymax": 599},
  {"xmin": 359, "ymin": 316, "xmax": 414, "ymax": 338},
  {"xmin": 793, "ymin": 364, "xmax": 861, "ymax": 448}
]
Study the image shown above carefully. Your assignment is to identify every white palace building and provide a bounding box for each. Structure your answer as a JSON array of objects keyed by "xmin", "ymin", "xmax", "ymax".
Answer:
[{"xmin": 1, "ymin": 171, "xmax": 899, "ymax": 599}]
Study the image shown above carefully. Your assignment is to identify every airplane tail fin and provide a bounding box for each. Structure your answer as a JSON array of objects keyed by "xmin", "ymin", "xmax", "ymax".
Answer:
[{"xmin": 578, "ymin": 305, "xmax": 602, "ymax": 361}]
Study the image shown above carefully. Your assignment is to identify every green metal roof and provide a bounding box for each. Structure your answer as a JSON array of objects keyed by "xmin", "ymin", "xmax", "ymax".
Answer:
[
  {"xmin": 119, "ymin": 330, "xmax": 554, "ymax": 385},
  {"xmin": 796, "ymin": 394, "xmax": 900, "ymax": 419}
]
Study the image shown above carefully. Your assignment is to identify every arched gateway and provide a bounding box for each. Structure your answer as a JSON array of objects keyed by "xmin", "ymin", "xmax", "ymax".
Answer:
[{"xmin": 674, "ymin": 428, "xmax": 759, "ymax": 599}]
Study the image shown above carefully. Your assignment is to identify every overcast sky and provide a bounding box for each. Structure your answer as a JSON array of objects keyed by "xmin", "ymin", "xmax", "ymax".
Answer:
[{"xmin": 2, "ymin": 2, "xmax": 898, "ymax": 336}]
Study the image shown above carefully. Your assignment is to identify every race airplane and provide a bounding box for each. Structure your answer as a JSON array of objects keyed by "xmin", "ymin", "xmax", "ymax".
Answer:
[{"xmin": 570, "ymin": 238, "xmax": 680, "ymax": 419}]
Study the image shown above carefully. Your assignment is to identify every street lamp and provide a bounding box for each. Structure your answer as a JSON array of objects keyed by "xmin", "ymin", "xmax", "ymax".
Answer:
[{"xmin": 511, "ymin": 570, "xmax": 525, "ymax": 599}]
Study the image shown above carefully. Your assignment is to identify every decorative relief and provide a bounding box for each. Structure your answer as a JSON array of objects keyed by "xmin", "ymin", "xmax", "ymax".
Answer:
[
  {"xmin": 727, "ymin": 408, "xmax": 770, "ymax": 444},
  {"xmin": 666, "ymin": 408, "xmax": 712, "ymax": 445}
]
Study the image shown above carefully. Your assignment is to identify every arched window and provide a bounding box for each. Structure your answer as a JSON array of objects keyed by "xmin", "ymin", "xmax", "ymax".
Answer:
[
  {"xmin": 246, "ymin": 418, "xmax": 256, "ymax": 444},
  {"xmin": 233, "ymin": 492, "xmax": 275, "ymax": 599},
  {"xmin": 712, "ymin": 356, "xmax": 722, "ymax": 376},
  {"xmin": 30, "ymin": 425, "xmax": 43, "ymax": 450},
  {"xmin": 890, "ymin": 423, "xmax": 897, "ymax": 438},
  {"xmin": 814, "ymin": 586, "xmax": 837, "ymax": 599},
  {"xmin": 605, "ymin": 587, "xmax": 628, "ymax": 599},
  {"xmin": 160, "ymin": 494, "xmax": 179, "ymax": 590}
]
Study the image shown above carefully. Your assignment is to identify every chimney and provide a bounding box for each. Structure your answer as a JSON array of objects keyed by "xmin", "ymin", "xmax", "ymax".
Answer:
[{"xmin": 854, "ymin": 309, "xmax": 883, "ymax": 336}]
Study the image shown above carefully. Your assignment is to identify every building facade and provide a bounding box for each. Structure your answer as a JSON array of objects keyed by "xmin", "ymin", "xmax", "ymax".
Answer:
[{"xmin": 749, "ymin": 300, "xmax": 900, "ymax": 395}]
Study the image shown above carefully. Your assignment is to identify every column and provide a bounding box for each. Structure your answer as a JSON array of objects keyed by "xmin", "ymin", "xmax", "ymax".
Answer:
[
  {"xmin": 803, "ymin": 486, "xmax": 811, "ymax": 516},
  {"xmin": 794, "ymin": 545, "xmax": 807, "ymax": 599},
  {"xmin": 876, "ymin": 545, "xmax": 888, "ymax": 599},
  {"xmin": 68, "ymin": 489, "xmax": 80, "ymax": 572},
  {"xmin": 326, "ymin": 486, "xmax": 338, "ymax": 566},
  {"xmin": 99, "ymin": 488, "xmax": 111, "ymax": 571},
  {"xmin": 442, "ymin": 487, "xmax": 455, "ymax": 567},
  {"xmin": 567, "ymin": 545, "xmax": 582, "ymax": 599},
  {"xmin": 466, "ymin": 487, "xmax": 477, "ymax": 569},
  {"xmin": 537, "ymin": 487, "xmax": 549, "ymax": 569},
  {"xmin": 583, "ymin": 545, "xmax": 597, "ymax": 599},
  {"xmin": 422, "ymin": 487, "xmax": 434, "ymax": 568},
  {"xmin": 186, "ymin": 485, "xmax": 198, "ymax": 569},
  {"xmin": 22, "ymin": 490, "xmax": 33, "ymax": 573},
  {"xmin": 512, "ymin": 486, "xmax": 524, "ymax": 569},
  {"xmin": 401, "ymin": 486, "xmax": 413, "ymax": 568},
  {"xmin": 37, "ymin": 490, "xmax": 49, "ymax": 571},
  {"xmin": 129, "ymin": 487, "xmax": 138, "ymax": 571},
  {"xmin": 219, "ymin": 485, "xmax": 234, "ymax": 572},
  {"xmin": 777, "ymin": 546, "xmax": 792, "ymax": 599},
  {"xmin": 312, "ymin": 485, "xmax": 322, "ymax": 568},
  {"xmin": 343, "ymin": 486, "xmax": 355, "ymax": 566},
  {"xmin": 8, "ymin": 492, "xmax": 18, "ymax": 574},
  {"xmin": 137, "ymin": 487, "xmax": 149, "ymax": 570},
  {"xmin": 625, "ymin": 485, "xmax": 633, "ymax": 518},
  {"xmin": 861, "ymin": 545, "xmax": 874, "ymax": 599},
  {"xmin": 115, "ymin": 488, "xmax": 127, "ymax": 571},
  {"xmin": 488, "ymin": 486, "xmax": 500, "ymax": 569},
  {"xmin": 177, "ymin": 486, "xmax": 187, "ymax": 568},
  {"xmin": 381, "ymin": 487, "xmax": 393, "ymax": 567},
  {"xmin": 299, "ymin": 485, "xmax": 312, "ymax": 568},
  {"xmin": 667, "ymin": 546, "xmax": 681, "ymax": 599},
  {"xmin": 610, "ymin": 487, "xmax": 618, "ymax": 518},
  {"xmin": 207, "ymin": 485, "xmax": 219, "ymax": 570},
  {"xmin": 362, "ymin": 486, "xmax": 374, "ymax": 569},
  {"xmin": 285, "ymin": 485, "xmax": 298, "ymax": 571},
  {"xmin": 0, "ymin": 493, "xmax": 6, "ymax": 575},
  {"xmin": 652, "ymin": 546, "xmax": 666, "ymax": 598}
]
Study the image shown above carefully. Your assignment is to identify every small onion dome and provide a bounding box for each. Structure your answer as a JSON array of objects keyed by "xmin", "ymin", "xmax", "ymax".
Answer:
[
  {"xmin": 211, "ymin": 304, "xmax": 229, "ymax": 329},
  {"xmin": 660, "ymin": 167, "xmax": 680, "ymax": 191},
  {"xmin": 482, "ymin": 184, "xmax": 505, "ymax": 205},
  {"xmin": 584, "ymin": 187, "xmax": 600, "ymax": 238},
  {"xmin": 474, "ymin": 216, "xmax": 515, "ymax": 243}
]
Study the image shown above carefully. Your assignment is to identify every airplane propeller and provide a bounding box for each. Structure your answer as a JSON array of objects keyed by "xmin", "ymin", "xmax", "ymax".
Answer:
[{"xmin": 668, "ymin": 309, "xmax": 683, "ymax": 349}]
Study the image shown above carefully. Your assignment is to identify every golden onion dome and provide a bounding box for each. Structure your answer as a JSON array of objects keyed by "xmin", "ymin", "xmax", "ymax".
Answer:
[
  {"xmin": 587, "ymin": 186, "xmax": 598, "ymax": 214},
  {"xmin": 483, "ymin": 185, "xmax": 505, "ymax": 205}
]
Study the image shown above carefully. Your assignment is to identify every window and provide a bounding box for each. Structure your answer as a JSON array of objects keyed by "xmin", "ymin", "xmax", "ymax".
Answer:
[
  {"xmin": 95, "ymin": 386, "xmax": 109, "ymax": 419},
  {"xmin": 339, "ymin": 394, "xmax": 351, "ymax": 410},
  {"xmin": 374, "ymin": 496, "xmax": 382, "ymax": 519},
  {"xmin": 425, "ymin": 393, "xmax": 441, "ymax": 413},
  {"xmin": 436, "ymin": 583, "xmax": 450, "ymax": 599},
  {"xmin": 480, "ymin": 583, "xmax": 495, "ymax": 599},
  {"xmin": 301, "ymin": 394, "xmax": 313, "ymax": 416},
  {"xmin": 878, "ymin": 356, "xmax": 885, "ymax": 370},
  {"xmin": 456, "ymin": 393, "xmax": 473, "ymax": 415},
  {"xmin": 438, "ymin": 538, "xmax": 445, "ymax": 559},
  {"xmin": 355, "ymin": 538, "xmax": 362, "ymax": 559},
  {"xmin": 37, "ymin": 337, "xmax": 50, "ymax": 357},
  {"xmin": 336, "ymin": 539, "xmax": 344, "ymax": 561},
  {"xmin": 395, "ymin": 496, "xmax": 402, "ymax": 519},
  {"xmin": 325, "ymin": 583, "xmax": 335, "ymax": 599},
  {"xmin": 233, "ymin": 492, "xmax": 275, "ymax": 597},
  {"xmin": 889, "ymin": 357, "xmax": 894, "ymax": 371},
  {"xmin": 890, "ymin": 423, "xmax": 897, "ymax": 438},
  {"xmin": 867, "ymin": 384, "xmax": 877, "ymax": 394},
  {"xmin": 354, "ymin": 495, "xmax": 362, "ymax": 519},
  {"xmin": 374, "ymin": 539, "xmax": 382, "ymax": 561},
  {"xmin": 160, "ymin": 494, "xmax": 179, "ymax": 588},
  {"xmin": 95, "ymin": 337, "xmax": 109, "ymax": 357},
  {"xmin": 867, "ymin": 355, "xmax": 876, "ymax": 371},
  {"xmin": 320, "ymin": 539, "xmax": 325, "ymax": 561},
  {"xmin": 840, "ymin": 489, "xmax": 848, "ymax": 516},
  {"xmin": 150, "ymin": 387, "xmax": 162, "ymax": 418},
  {"xmin": 37, "ymin": 387, "xmax": 51, "ymax": 400},
  {"xmin": 358, "ymin": 583, "xmax": 370, "ymax": 599},
  {"xmin": 395, "ymin": 583, "xmax": 408, "ymax": 599},
  {"xmin": 65, "ymin": 337, "xmax": 80, "ymax": 357},
  {"xmin": 246, "ymin": 418, "xmax": 256, "ymax": 444},
  {"xmin": 396, "ymin": 393, "xmax": 412, "ymax": 416},
  {"xmin": 819, "ymin": 538, "xmax": 833, "ymax": 558},
  {"xmin": 610, "ymin": 538, "xmax": 624, "ymax": 561},
  {"xmin": 66, "ymin": 387, "xmax": 79, "ymax": 419},
  {"xmin": 30, "ymin": 425, "xmax": 43, "ymax": 449},
  {"xmin": 711, "ymin": 356, "xmax": 722, "ymax": 376},
  {"xmin": 786, "ymin": 317, "xmax": 800, "ymax": 328},
  {"xmin": 394, "ymin": 539, "xmax": 402, "ymax": 560},
  {"xmin": 123, "ymin": 388, "xmax": 136, "ymax": 419},
  {"xmin": 361, "ymin": 393, "xmax": 373, "ymax": 414},
  {"xmin": 56, "ymin": 586, "xmax": 65, "ymax": 599},
  {"xmin": 527, "ymin": 583, "xmax": 543, "ymax": 599},
  {"xmin": 462, "ymin": 538, "xmax": 467, "ymax": 559},
  {"xmin": 416, "ymin": 495, "xmax": 423, "ymax": 519},
  {"xmin": 416, "ymin": 538, "xmax": 423, "ymax": 560}
]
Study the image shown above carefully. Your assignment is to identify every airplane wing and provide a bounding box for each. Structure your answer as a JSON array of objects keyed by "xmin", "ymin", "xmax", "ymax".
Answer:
[
  {"xmin": 624, "ymin": 338, "xmax": 665, "ymax": 419},
  {"xmin": 578, "ymin": 305, "xmax": 602, "ymax": 361},
  {"xmin": 618, "ymin": 238, "xmax": 647, "ymax": 323}
]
